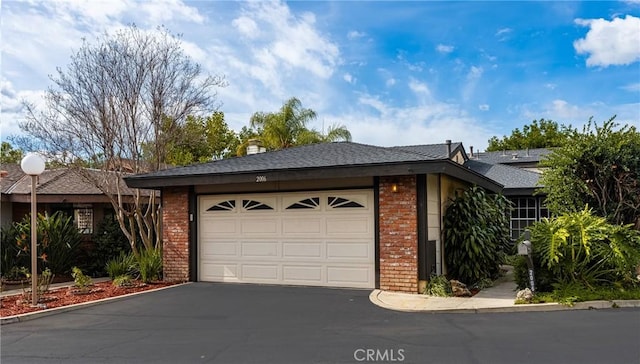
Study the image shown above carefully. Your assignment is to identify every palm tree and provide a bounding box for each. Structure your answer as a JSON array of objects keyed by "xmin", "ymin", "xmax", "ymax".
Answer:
[{"xmin": 249, "ymin": 97, "xmax": 351, "ymax": 151}]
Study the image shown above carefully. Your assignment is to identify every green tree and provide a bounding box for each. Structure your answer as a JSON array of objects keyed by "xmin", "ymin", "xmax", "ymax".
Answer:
[
  {"xmin": 539, "ymin": 117, "xmax": 640, "ymax": 228},
  {"xmin": 248, "ymin": 97, "xmax": 351, "ymax": 151},
  {"xmin": 159, "ymin": 112, "xmax": 239, "ymax": 166},
  {"xmin": 0, "ymin": 142, "xmax": 23, "ymax": 164},
  {"xmin": 486, "ymin": 119, "xmax": 573, "ymax": 151}
]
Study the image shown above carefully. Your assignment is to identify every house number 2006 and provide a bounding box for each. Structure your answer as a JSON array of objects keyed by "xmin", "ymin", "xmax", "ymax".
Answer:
[{"xmin": 256, "ymin": 175, "xmax": 267, "ymax": 183}]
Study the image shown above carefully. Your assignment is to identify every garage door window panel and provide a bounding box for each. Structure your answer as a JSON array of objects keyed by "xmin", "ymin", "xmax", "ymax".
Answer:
[{"xmin": 328, "ymin": 196, "xmax": 365, "ymax": 209}]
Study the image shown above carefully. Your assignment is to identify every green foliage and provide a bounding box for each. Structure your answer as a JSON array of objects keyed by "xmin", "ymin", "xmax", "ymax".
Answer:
[
  {"xmin": 71, "ymin": 267, "xmax": 92, "ymax": 292},
  {"xmin": 539, "ymin": 117, "xmax": 640, "ymax": 227},
  {"xmin": 106, "ymin": 252, "xmax": 137, "ymax": 280},
  {"xmin": 443, "ymin": 186, "xmax": 513, "ymax": 285},
  {"xmin": 425, "ymin": 274, "xmax": 452, "ymax": 296},
  {"xmin": 248, "ymin": 97, "xmax": 351, "ymax": 152},
  {"xmin": 13, "ymin": 212, "xmax": 82, "ymax": 275},
  {"xmin": 532, "ymin": 282, "xmax": 640, "ymax": 306},
  {"xmin": 486, "ymin": 119, "xmax": 573, "ymax": 151},
  {"xmin": 2, "ymin": 266, "xmax": 29, "ymax": 281},
  {"xmin": 521, "ymin": 208, "xmax": 640, "ymax": 290},
  {"xmin": 513, "ymin": 255, "xmax": 556, "ymax": 292},
  {"xmin": 156, "ymin": 112, "xmax": 240, "ymax": 166},
  {"xmin": 112, "ymin": 274, "xmax": 134, "ymax": 287},
  {"xmin": 85, "ymin": 215, "xmax": 131, "ymax": 277},
  {"xmin": 137, "ymin": 248, "xmax": 163, "ymax": 283},
  {"xmin": 0, "ymin": 224, "xmax": 28, "ymax": 276},
  {"xmin": 0, "ymin": 141, "xmax": 24, "ymax": 164}
]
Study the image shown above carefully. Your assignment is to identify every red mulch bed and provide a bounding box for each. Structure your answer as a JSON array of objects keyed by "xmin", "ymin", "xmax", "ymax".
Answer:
[{"xmin": 1, "ymin": 281, "xmax": 176, "ymax": 317}]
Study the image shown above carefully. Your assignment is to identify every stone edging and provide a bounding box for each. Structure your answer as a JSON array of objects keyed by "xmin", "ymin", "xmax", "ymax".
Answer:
[
  {"xmin": 1, "ymin": 282, "xmax": 190, "ymax": 325},
  {"xmin": 369, "ymin": 289, "xmax": 640, "ymax": 314}
]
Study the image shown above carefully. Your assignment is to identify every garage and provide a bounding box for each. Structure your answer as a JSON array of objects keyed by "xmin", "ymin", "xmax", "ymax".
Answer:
[{"xmin": 198, "ymin": 189, "xmax": 375, "ymax": 288}]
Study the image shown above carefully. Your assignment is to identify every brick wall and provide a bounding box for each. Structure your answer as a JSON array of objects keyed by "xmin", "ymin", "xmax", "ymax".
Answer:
[
  {"xmin": 162, "ymin": 187, "xmax": 190, "ymax": 282},
  {"xmin": 378, "ymin": 175, "xmax": 418, "ymax": 293}
]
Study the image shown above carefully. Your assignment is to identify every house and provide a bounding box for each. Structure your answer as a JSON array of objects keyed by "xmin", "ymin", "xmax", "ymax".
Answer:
[
  {"xmin": 465, "ymin": 148, "xmax": 551, "ymax": 239},
  {"xmin": 0, "ymin": 166, "xmax": 150, "ymax": 239},
  {"xmin": 125, "ymin": 141, "xmax": 511, "ymax": 293}
]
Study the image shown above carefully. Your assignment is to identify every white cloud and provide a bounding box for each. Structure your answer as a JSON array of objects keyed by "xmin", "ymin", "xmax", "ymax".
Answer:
[
  {"xmin": 232, "ymin": 16, "xmax": 259, "ymax": 38},
  {"xmin": 545, "ymin": 83, "xmax": 557, "ymax": 90},
  {"xmin": 343, "ymin": 73, "xmax": 355, "ymax": 84},
  {"xmin": 408, "ymin": 78, "xmax": 431, "ymax": 96},
  {"xmin": 462, "ymin": 66, "xmax": 483, "ymax": 101},
  {"xmin": 574, "ymin": 15, "xmax": 640, "ymax": 67},
  {"xmin": 347, "ymin": 30, "xmax": 366, "ymax": 40},
  {"xmin": 479, "ymin": 104, "xmax": 490, "ymax": 111},
  {"xmin": 621, "ymin": 82, "xmax": 640, "ymax": 92},
  {"xmin": 496, "ymin": 28, "xmax": 512, "ymax": 36},
  {"xmin": 386, "ymin": 78, "xmax": 396, "ymax": 87},
  {"xmin": 436, "ymin": 44, "xmax": 454, "ymax": 54},
  {"xmin": 337, "ymin": 94, "xmax": 493, "ymax": 149}
]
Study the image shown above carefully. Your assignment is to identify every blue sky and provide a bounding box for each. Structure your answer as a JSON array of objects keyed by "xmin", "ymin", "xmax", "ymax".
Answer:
[{"xmin": 2, "ymin": 1, "xmax": 639, "ymax": 150}]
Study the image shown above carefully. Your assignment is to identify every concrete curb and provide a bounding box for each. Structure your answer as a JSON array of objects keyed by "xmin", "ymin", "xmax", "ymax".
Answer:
[
  {"xmin": 369, "ymin": 289, "xmax": 640, "ymax": 314},
  {"xmin": 1, "ymin": 282, "xmax": 189, "ymax": 325}
]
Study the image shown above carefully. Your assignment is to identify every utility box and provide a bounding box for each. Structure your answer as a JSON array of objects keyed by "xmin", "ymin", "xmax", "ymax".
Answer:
[{"xmin": 517, "ymin": 240, "xmax": 532, "ymax": 255}]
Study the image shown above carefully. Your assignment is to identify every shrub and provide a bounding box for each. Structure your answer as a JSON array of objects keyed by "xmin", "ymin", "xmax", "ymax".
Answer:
[
  {"xmin": 112, "ymin": 274, "xmax": 134, "ymax": 287},
  {"xmin": 71, "ymin": 267, "xmax": 93, "ymax": 293},
  {"xmin": 85, "ymin": 215, "xmax": 131, "ymax": 277},
  {"xmin": 106, "ymin": 252, "xmax": 137, "ymax": 280},
  {"xmin": 443, "ymin": 186, "xmax": 512, "ymax": 285},
  {"xmin": 13, "ymin": 212, "xmax": 82, "ymax": 275},
  {"xmin": 425, "ymin": 274, "xmax": 452, "ymax": 297},
  {"xmin": 137, "ymin": 248, "xmax": 162, "ymax": 283},
  {"xmin": 0, "ymin": 224, "xmax": 28, "ymax": 276},
  {"xmin": 519, "ymin": 208, "xmax": 640, "ymax": 291}
]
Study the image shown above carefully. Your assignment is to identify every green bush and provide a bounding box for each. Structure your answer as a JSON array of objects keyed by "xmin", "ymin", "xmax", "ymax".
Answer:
[
  {"xmin": 137, "ymin": 248, "xmax": 162, "ymax": 283},
  {"xmin": 425, "ymin": 274, "xmax": 452, "ymax": 297},
  {"xmin": 85, "ymin": 215, "xmax": 131, "ymax": 277},
  {"xmin": 71, "ymin": 266, "xmax": 93, "ymax": 293},
  {"xmin": 443, "ymin": 186, "xmax": 512, "ymax": 285},
  {"xmin": 106, "ymin": 252, "xmax": 137, "ymax": 280},
  {"xmin": 12, "ymin": 212, "xmax": 82, "ymax": 276},
  {"xmin": 112, "ymin": 274, "xmax": 134, "ymax": 287},
  {"xmin": 0, "ymin": 224, "xmax": 28, "ymax": 276},
  {"xmin": 519, "ymin": 208, "xmax": 640, "ymax": 291}
]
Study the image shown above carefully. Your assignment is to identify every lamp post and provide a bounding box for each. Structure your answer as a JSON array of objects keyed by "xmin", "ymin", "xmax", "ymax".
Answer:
[{"xmin": 20, "ymin": 153, "xmax": 45, "ymax": 306}]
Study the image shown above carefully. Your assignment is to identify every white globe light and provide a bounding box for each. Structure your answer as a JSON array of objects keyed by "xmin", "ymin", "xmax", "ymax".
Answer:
[{"xmin": 20, "ymin": 153, "xmax": 46, "ymax": 176}]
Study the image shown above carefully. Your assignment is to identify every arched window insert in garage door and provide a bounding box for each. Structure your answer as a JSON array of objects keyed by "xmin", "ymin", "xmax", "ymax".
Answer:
[
  {"xmin": 242, "ymin": 200, "xmax": 274, "ymax": 211},
  {"xmin": 207, "ymin": 200, "xmax": 236, "ymax": 211},
  {"xmin": 286, "ymin": 197, "xmax": 320, "ymax": 210},
  {"xmin": 328, "ymin": 197, "xmax": 364, "ymax": 208}
]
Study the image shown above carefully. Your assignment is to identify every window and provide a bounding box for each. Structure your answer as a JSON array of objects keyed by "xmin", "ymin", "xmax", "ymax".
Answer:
[
  {"xmin": 207, "ymin": 200, "xmax": 236, "ymax": 211},
  {"xmin": 242, "ymin": 200, "xmax": 274, "ymax": 211},
  {"xmin": 509, "ymin": 197, "xmax": 548, "ymax": 240},
  {"xmin": 74, "ymin": 205, "xmax": 93, "ymax": 234},
  {"xmin": 328, "ymin": 196, "xmax": 364, "ymax": 209},
  {"xmin": 286, "ymin": 197, "xmax": 320, "ymax": 210}
]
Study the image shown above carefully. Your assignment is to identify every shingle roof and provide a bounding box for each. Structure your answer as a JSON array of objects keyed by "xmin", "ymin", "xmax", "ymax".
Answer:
[
  {"xmin": 1, "ymin": 164, "xmax": 25, "ymax": 194},
  {"xmin": 464, "ymin": 159, "xmax": 541, "ymax": 190},
  {"xmin": 132, "ymin": 142, "xmax": 448, "ymax": 179},
  {"xmin": 391, "ymin": 142, "xmax": 463, "ymax": 159},
  {"xmin": 3, "ymin": 166, "xmax": 147, "ymax": 196},
  {"xmin": 474, "ymin": 148, "xmax": 552, "ymax": 165}
]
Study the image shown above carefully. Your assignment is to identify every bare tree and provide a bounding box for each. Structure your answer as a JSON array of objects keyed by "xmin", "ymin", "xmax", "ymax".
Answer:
[{"xmin": 21, "ymin": 25, "xmax": 226, "ymax": 255}]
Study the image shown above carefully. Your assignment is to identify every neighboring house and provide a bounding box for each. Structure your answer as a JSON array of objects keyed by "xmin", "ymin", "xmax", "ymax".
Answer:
[
  {"xmin": 465, "ymin": 148, "xmax": 552, "ymax": 239},
  {"xmin": 0, "ymin": 165, "xmax": 150, "ymax": 242},
  {"xmin": 125, "ymin": 141, "xmax": 506, "ymax": 293}
]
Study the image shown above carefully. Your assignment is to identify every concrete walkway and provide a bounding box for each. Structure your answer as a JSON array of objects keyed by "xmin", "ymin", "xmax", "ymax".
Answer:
[{"xmin": 370, "ymin": 267, "xmax": 640, "ymax": 313}]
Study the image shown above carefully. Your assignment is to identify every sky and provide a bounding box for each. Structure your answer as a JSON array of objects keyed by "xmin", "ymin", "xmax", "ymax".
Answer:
[{"xmin": 1, "ymin": 1, "xmax": 639, "ymax": 151}]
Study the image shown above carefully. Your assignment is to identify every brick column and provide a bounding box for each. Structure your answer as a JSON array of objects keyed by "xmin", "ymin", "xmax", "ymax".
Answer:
[
  {"xmin": 162, "ymin": 186, "xmax": 190, "ymax": 282},
  {"xmin": 379, "ymin": 175, "xmax": 418, "ymax": 293}
]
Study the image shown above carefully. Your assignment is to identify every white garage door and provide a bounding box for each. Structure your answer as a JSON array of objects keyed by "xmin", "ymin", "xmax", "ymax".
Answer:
[{"xmin": 198, "ymin": 190, "xmax": 375, "ymax": 288}]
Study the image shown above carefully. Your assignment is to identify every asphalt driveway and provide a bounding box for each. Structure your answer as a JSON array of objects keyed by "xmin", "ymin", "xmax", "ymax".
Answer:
[{"xmin": 2, "ymin": 283, "xmax": 639, "ymax": 364}]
